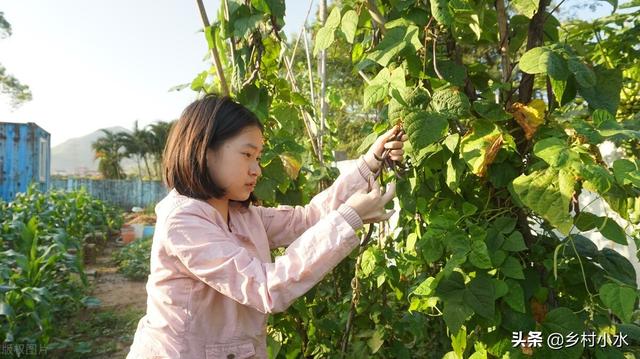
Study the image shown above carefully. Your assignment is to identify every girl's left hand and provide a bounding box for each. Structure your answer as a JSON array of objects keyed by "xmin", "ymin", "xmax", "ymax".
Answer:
[{"xmin": 364, "ymin": 125, "xmax": 408, "ymax": 173}]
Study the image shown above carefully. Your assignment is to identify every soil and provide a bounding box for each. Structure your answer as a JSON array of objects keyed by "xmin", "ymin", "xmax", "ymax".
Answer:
[{"xmin": 85, "ymin": 240, "xmax": 148, "ymax": 312}]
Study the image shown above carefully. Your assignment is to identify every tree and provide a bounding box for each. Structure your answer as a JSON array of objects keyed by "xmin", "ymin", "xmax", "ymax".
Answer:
[
  {"xmin": 92, "ymin": 129, "xmax": 127, "ymax": 179},
  {"xmin": 145, "ymin": 121, "xmax": 173, "ymax": 179},
  {"xmin": 120, "ymin": 120, "xmax": 149, "ymax": 179},
  {"xmin": 0, "ymin": 11, "xmax": 32, "ymax": 108}
]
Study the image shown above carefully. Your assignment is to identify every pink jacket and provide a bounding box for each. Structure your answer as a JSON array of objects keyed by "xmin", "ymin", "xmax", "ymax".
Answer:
[{"xmin": 126, "ymin": 157, "xmax": 373, "ymax": 358}]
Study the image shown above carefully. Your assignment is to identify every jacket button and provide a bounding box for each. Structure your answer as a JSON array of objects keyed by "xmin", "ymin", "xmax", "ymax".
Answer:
[{"xmin": 227, "ymin": 355, "xmax": 235, "ymax": 359}]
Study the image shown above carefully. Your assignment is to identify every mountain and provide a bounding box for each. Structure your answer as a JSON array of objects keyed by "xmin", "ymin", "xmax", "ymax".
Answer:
[{"xmin": 51, "ymin": 126, "xmax": 138, "ymax": 175}]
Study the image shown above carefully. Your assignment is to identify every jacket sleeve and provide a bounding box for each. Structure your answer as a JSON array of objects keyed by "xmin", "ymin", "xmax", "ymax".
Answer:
[
  {"xmin": 164, "ymin": 204, "xmax": 362, "ymax": 314},
  {"xmin": 255, "ymin": 156, "xmax": 373, "ymax": 249}
]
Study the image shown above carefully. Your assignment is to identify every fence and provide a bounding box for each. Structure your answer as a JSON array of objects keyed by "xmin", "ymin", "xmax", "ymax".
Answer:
[{"xmin": 50, "ymin": 178, "xmax": 168, "ymax": 210}]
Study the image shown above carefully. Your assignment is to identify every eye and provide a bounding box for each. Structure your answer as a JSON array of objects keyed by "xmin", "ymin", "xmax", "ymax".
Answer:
[
  {"xmin": 256, "ymin": 156, "xmax": 262, "ymax": 162},
  {"xmin": 242, "ymin": 152, "xmax": 252, "ymax": 158}
]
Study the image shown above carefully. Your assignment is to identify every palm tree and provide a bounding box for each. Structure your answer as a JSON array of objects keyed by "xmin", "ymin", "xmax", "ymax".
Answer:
[
  {"xmin": 120, "ymin": 120, "xmax": 152, "ymax": 179},
  {"xmin": 146, "ymin": 121, "xmax": 174, "ymax": 179},
  {"xmin": 92, "ymin": 130, "xmax": 127, "ymax": 179}
]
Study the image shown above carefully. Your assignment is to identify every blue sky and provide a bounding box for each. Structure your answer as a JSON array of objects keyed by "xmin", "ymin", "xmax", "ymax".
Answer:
[
  {"xmin": 0, "ymin": 0, "xmax": 318, "ymax": 146},
  {"xmin": 0, "ymin": 0, "xmax": 614, "ymax": 146}
]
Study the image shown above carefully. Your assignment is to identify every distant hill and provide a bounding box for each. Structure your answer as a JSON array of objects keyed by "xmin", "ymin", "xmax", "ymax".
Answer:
[{"xmin": 51, "ymin": 126, "xmax": 138, "ymax": 175}]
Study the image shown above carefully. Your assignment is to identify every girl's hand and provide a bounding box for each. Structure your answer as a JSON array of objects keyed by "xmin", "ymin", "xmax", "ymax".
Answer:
[
  {"xmin": 363, "ymin": 125, "xmax": 408, "ymax": 173},
  {"xmin": 345, "ymin": 181, "xmax": 396, "ymax": 224}
]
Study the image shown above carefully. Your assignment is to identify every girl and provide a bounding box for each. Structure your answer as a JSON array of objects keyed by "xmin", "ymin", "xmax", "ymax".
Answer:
[{"xmin": 126, "ymin": 95, "xmax": 407, "ymax": 359}]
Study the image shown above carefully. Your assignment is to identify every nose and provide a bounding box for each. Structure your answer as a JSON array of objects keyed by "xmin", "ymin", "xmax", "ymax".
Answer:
[{"xmin": 250, "ymin": 161, "xmax": 261, "ymax": 177}]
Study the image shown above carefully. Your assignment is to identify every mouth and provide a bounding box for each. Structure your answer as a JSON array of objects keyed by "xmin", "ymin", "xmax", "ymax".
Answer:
[{"xmin": 245, "ymin": 183, "xmax": 256, "ymax": 189}]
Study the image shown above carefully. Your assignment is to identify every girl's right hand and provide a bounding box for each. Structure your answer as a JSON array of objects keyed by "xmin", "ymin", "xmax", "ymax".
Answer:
[{"xmin": 345, "ymin": 181, "xmax": 396, "ymax": 224}]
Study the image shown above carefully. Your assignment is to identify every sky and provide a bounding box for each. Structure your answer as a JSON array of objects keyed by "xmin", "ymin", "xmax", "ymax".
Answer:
[
  {"xmin": 0, "ymin": 0, "xmax": 616, "ymax": 147},
  {"xmin": 0, "ymin": 0, "xmax": 318, "ymax": 146}
]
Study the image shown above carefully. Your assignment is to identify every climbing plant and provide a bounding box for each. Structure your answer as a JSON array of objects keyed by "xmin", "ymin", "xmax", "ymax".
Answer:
[{"xmin": 194, "ymin": 0, "xmax": 640, "ymax": 357}]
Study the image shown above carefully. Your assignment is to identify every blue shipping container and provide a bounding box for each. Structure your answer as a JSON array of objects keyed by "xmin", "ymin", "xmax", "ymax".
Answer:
[{"xmin": 0, "ymin": 122, "xmax": 51, "ymax": 202}]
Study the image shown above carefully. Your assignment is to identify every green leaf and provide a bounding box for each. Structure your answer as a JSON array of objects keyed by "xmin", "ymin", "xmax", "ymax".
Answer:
[
  {"xmin": 463, "ymin": 275, "xmax": 495, "ymax": 319},
  {"xmin": 443, "ymin": 299, "xmax": 473, "ymax": 333},
  {"xmin": 340, "ymin": 10, "xmax": 357, "ymax": 44},
  {"xmin": 367, "ymin": 327, "xmax": 385, "ymax": 354},
  {"xmin": 533, "ymin": 137, "xmax": 578, "ymax": 168},
  {"xmin": 493, "ymin": 217, "xmax": 517, "ymax": 235},
  {"xmin": 254, "ymin": 178, "xmax": 277, "ymax": 202},
  {"xmin": 437, "ymin": 60, "xmax": 467, "ymax": 87},
  {"xmin": 264, "ymin": 0, "xmax": 285, "ymax": 19},
  {"xmin": 575, "ymin": 212, "xmax": 628, "ymax": 245},
  {"xmin": 511, "ymin": 0, "xmax": 539, "ymax": 18},
  {"xmin": 570, "ymin": 234, "xmax": 599, "ymax": 258},
  {"xmin": 421, "ymin": 236, "xmax": 444, "ymax": 263},
  {"xmin": 578, "ymin": 66, "xmax": 622, "ymax": 115},
  {"xmin": 599, "ymin": 283, "xmax": 637, "ymax": 323},
  {"xmin": 360, "ymin": 247, "xmax": 377, "ymax": 276},
  {"xmin": 504, "ymin": 281, "xmax": 526, "ymax": 313},
  {"xmin": 233, "ymin": 13, "xmax": 264, "ymax": 38},
  {"xmin": 325, "ymin": 6, "xmax": 341, "ymax": 28},
  {"xmin": 313, "ymin": 7, "xmax": 342, "ymax": 56},
  {"xmin": 568, "ymin": 57, "xmax": 596, "ymax": 88},
  {"xmin": 404, "ymin": 111, "xmax": 449, "ymax": 151},
  {"xmin": 430, "ymin": 88, "xmax": 470, "ymax": 118},
  {"xmin": 366, "ymin": 25, "xmax": 422, "ymax": 66},
  {"xmin": 431, "ymin": 0, "xmax": 453, "ymax": 26},
  {"xmin": 613, "ymin": 159, "xmax": 640, "ymax": 187},
  {"xmin": 581, "ymin": 164, "xmax": 615, "ymax": 194},
  {"xmin": 472, "ymin": 100, "xmax": 512, "ymax": 122},
  {"xmin": 413, "ymin": 277, "xmax": 436, "ymax": 297},
  {"xmin": 191, "ymin": 70, "xmax": 208, "ymax": 91},
  {"xmin": 592, "ymin": 108, "xmax": 615, "ymax": 126},
  {"xmin": 493, "ymin": 279, "xmax": 509, "ymax": 299},
  {"xmin": 502, "ymin": 231, "xmax": 527, "ymax": 252},
  {"xmin": 620, "ymin": 0, "xmax": 640, "ymax": 9},
  {"xmin": 436, "ymin": 271, "xmax": 466, "ymax": 302},
  {"xmin": 550, "ymin": 77, "xmax": 567, "ymax": 105},
  {"xmin": 600, "ymin": 217, "xmax": 628, "ymax": 245},
  {"xmin": 313, "ymin": 26, "xmax": 336, "ymax": 57},
  {"xmin": 598, "ymin": 248, "xmax": 637, "ymax": 287},
  {"xmin": 542, "ymin": 307, "xmax": 584, "ymax": 333},
  {"xmin": 519, "ymin": 47, "xmax": 568, "ymax": 80},
  {"xmin": 469, "ymin": 240, "xmax": 492, "ymax": 269},
  {"xmin": 617, "ymin": 324, "xmax": 640, "ymax": 342},
  {"xmin": 539, "ymin": 307, "xmax": 585, "ymax": 358},
  {"xmin": 501, "ymin": 256, "xmax": 525, "ymax": 279},
  {"xmin": 510, "ymin": 168, "xmax": 575, "ymax": 235},
  {"xmin": 363, "ymin": 83, "xmax": 388, "ymax": 109},
  {"xmin": 389, "ymin": 67, "xmax": 406, "ymax": 93},
  {"xmin": 237, "ymin": 84, "xmax": 270, "ymax": 120},
  {"xmin": 451, "ymin": 327, "xmax": 467, "ymax": 358}
]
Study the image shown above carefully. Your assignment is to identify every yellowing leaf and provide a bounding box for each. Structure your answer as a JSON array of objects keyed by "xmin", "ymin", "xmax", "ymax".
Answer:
[
  {"xmin": 510, "ymin": 99, "xmax": 546, "ymax": 140},
  {"xmin": 479, "ymin": 134, "xmax": 503, "ymax": 177},
  {"xmin": 460, "ymin": 120, "xmax": 504, "ymax": 177},
  {"xmin": 279, "ymin": 153, "xmax": 301, "ymax": 179}
]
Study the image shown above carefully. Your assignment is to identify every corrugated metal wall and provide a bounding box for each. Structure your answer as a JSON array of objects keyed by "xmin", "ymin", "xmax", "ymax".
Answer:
[
  {"xmin": 50, "ymin": 178, "xmax": 169, "ymax": 210},
  {"xmin": 0, "ymin": 122, "xmax": 51, "ymax": 202}
]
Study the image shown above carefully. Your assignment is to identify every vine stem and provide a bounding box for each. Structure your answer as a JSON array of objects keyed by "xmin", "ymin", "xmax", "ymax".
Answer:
[{"xmin": 195, "ymin": 0, "xmax": 229, "ymax": 96}]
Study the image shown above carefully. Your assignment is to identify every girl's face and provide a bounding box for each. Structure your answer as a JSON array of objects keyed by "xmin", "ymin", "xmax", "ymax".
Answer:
[{"xmin": 206, "ymin": 126, "xmax": 263, "ymax": 201}]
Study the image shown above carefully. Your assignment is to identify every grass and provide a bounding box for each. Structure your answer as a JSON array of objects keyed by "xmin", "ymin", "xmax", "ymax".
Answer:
[{"xmin": 46, "ymin": 306, "xmax": 144, "ymax": 358}]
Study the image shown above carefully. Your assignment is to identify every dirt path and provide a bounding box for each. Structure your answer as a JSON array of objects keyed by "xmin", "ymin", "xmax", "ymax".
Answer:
[
  {"xmin": 82, "ymin": 238, "xmax": 148, "ymax": 358},
  {"xmin": 86, "ymin": 240, "xmax": 148, "ymax": 312}
]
